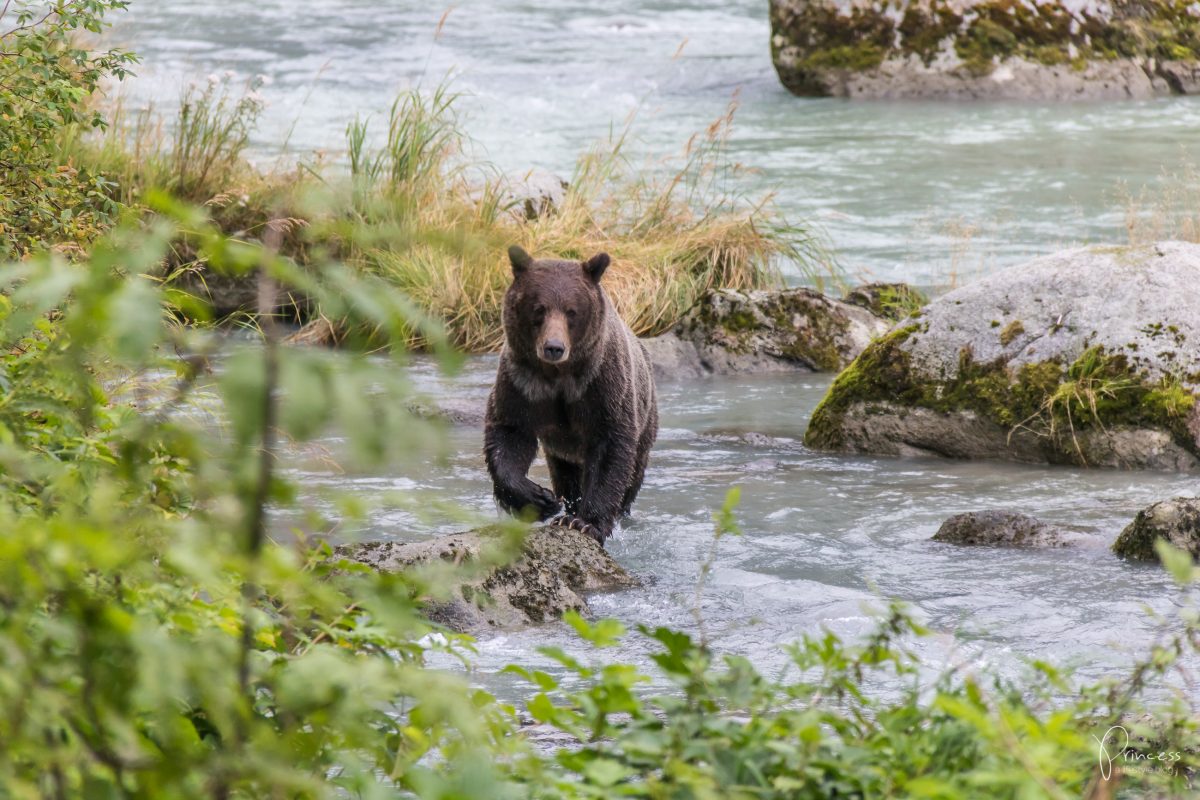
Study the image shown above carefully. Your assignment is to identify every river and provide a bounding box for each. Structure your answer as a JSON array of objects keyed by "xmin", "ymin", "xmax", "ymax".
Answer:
[
  {"xmin": 119, "ymin": 2, "xmax": 1200, "ymax": 693},
  {"xmin": 280, "ymin": 356, "xmax": 1200, "ymax": 694},
  {"xmin": 116, "ymin": 0, "xmax": 1200, "ymax": 284}
]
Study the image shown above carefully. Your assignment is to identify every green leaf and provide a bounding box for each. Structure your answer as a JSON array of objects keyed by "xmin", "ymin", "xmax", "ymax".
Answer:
[
  {"xmin": 1155, "ymin": 538, "xmax": 1195, "ymax": 585},
  {"xmin": 106, "ymin": 277, "xmax": 163, "ymax": 363}
]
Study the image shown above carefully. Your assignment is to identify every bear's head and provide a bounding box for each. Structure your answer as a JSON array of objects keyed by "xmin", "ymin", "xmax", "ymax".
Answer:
[{"xmin": 503, "ymin": 245, "xmax": 611, "ymax": 367}]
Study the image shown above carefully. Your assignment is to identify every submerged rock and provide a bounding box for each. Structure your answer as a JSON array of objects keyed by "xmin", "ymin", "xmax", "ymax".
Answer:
[
  {"xmin": 933, "ymin": 510, "xmax": 1086, "ymax": 548},
  {"xmin": 643, "ymin": 287, "xmax": 890, "ymax": 380},
  {"xmin": 806, "ymin": 242, "xmax": 1200, "ymax": 470},
  {"xmin": 769, "ymin": 0, "xmax": 1199, "ymax": 101},
  {"xmin": 334, "ymin": 525, "xmax": 638, "ymax": 634},
  {"xmin": 406, "ymin": 396, "xmax": 488, "ymax": 426},
  {"xmin": 1112, "ymin": 497, "xmax": 1200, "ymax": 561}
]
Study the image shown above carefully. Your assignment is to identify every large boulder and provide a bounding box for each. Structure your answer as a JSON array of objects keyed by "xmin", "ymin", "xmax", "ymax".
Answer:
[
  {"xmin": 770, "ymin": 0, "xmax": 1200, "ymax": 101},
  {"xmin": 806, "ymin": 242, "xmax": 1200, "ymax": 470},
  {"xmin": 932, "ymin": 510, "xmax": 1088, "ymax": 548},
  {"xmin": 334, "ymin": 525, "xmax": 638, "ymax": 634},
  {"xmin": 1112, "ymin": 497, "xmax": 1200, "ymax": 561},
  {"xmin": 642, "ymin": 287, "xmax": 891, "ymax": 380}
]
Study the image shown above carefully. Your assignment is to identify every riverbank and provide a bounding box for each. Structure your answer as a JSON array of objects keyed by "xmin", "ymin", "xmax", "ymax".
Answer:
[{"xmin": 61, "ymin": 79, "xmax": 829, "ymax": 351}]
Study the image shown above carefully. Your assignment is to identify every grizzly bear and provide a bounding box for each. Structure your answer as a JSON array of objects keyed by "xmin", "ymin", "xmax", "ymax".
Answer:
[{"xmin": 484, "ymin": 246, "xmax": 658, "ymax": 545}]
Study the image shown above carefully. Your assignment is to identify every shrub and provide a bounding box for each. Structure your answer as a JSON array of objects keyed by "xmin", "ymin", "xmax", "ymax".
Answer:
[{"xmin": 0, "ymin": 0, "xmax": 136, "ymax": 258}]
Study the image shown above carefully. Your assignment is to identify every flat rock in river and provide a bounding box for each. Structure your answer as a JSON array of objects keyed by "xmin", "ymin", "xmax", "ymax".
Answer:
[
  {"xmin": 334, "ymin": 525, "xmax": 638, "ymax": 634},
  {"xmin": 932, "ymin": 510, "xmax": 1090, "ymax": 548}
]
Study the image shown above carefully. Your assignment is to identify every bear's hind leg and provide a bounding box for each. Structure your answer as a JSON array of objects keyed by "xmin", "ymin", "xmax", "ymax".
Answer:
[{"xmin": 546, "ymin": 456, "xmax": 583, "ymax": 514}]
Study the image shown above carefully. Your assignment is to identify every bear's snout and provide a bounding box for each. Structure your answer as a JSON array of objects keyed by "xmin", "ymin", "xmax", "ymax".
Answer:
[{"xmin": 537, "ymin": 312, "xmax": 571, "ymax": 364}]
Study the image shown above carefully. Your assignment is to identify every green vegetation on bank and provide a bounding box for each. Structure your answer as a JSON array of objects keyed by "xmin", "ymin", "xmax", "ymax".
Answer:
[
  {"xmin": 3, "ymin": 3, "xmax": 1200, "ymax": 798},
  {"xmin": 0, "ymin": 0, "xmax": 135, "ymax": 258}
]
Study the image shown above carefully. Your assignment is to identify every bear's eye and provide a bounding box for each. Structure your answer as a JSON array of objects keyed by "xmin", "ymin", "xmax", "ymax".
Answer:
[{"xmin": 565, "ymin": 308, "xmax": 577, "ymax": 320}]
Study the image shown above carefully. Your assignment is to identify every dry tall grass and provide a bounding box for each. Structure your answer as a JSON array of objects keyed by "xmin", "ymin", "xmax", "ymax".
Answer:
[{"xmin": 65, "ymin": 80, "xmax": 833, "ymax": 351}]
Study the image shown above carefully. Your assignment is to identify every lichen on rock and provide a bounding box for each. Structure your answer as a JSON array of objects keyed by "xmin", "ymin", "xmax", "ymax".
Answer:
[
  {"xmin": 806, "ymin": 242, "xmax": 1200, "ymax": 470},
  {"xmin": 642, "ymin": 287, "xmax": 891, "ymax": 380},
  {"xmin": 770, "ymin": 0, "xmax": 1200, "ymax": 100}
]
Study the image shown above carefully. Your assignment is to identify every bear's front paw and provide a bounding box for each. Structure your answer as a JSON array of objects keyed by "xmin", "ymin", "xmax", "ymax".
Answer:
[
  {"xmin": 525, "ymin": 482, "xmax": 562, "ymax": 520},
  {"xmin": 552, "ymin": 514, "xmax": 608, "ymax": 546}
]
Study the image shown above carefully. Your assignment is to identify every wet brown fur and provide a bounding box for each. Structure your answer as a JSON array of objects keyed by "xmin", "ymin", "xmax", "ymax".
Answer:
[{"xmin": 484, "ymin": 246, "xmax": 658, "ymax": 544}]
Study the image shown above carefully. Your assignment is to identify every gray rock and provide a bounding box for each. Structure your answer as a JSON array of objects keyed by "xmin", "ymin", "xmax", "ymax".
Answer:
[
  {"xmin": 639, "ymin": 332, "xmax": 709, "ymax": 381},
  {"xmin": 932, "ymin": 510, "xmax": 1086, "ymax": 548},
  {"xmin": 1113, "ymin": 497, "xmax": 1200, "ymax": 561},
  {"xmin": 807, "ymin": 242, "xmax": 1200, "ymax": 470},
  {"xmin": 770, "ymin": 0, "xmax": 1200, "ymax": 102},
  {"xmin": 334, "ymin": 525, "xmax": 638, "ymax": 633},
  {"xmin": 1158, "ymin": 61, "xmax": 1200, "ymax": 95},
  {"xmin": 648, "ymin": 287, "xmax": 890, "ymax": 381},
  {"xmin": 803, "ymin": 57, "xmax": 1163, "ymax": 102}
]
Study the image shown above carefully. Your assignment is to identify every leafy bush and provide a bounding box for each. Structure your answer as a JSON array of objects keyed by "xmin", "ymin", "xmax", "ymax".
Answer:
[{"xmin": 0, "ymin": 0, "xmax": 136, "ymax": 258}]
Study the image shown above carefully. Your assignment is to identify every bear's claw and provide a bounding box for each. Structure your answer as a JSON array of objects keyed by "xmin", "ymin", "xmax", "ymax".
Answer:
[{"xmin": 550, "ymin": 513, "xmax": 606, "ymax": 546}]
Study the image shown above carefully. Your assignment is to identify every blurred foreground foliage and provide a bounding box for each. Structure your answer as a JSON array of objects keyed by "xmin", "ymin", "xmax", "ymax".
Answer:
[{"xmin": 1, "ymin": 204, "xmax": 1199, "ymax": 797}]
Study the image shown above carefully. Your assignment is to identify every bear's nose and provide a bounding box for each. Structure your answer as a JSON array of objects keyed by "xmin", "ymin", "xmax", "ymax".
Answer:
[{"xmin": 541, "ymin": 340, "xmax": 566, "ymax": 362}]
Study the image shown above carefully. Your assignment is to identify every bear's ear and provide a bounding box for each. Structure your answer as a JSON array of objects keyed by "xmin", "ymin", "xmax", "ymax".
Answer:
[
  {"xmin": 583, "ymin": 252, "xmax": 610, "ymax": 283},
  {"xmin": 508, "ymin": 245, "xmax": 533, "ymax": 276}
]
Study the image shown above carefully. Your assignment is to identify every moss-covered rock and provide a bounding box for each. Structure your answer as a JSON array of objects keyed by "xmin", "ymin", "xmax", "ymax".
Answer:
[
  {"xmin": 806, "ymin": 242, "xmax": 1200, "ymax": 470},
  {"xmin": 1112, "ymin": 497, "xmax": 1200, "ymax": 560},
  {"xmin": 770, "ymin": 0, "xmax": 1200, "ymax": 100},
  {"xmin": 334, "ymin": 525, "xmax": 638, "ymax": 634},
  {"xmin": 642, "ymin": 287, "xmax": 891, "ymax": 380},
  {"xmin": 842, "ymin": 282, "xmax": 928, "ymax": 322}
]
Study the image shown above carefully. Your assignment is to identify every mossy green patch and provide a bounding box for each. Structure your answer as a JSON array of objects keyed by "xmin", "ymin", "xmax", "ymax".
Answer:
[
  {"xmin": 999, "ymin": 320, "xmax": 1025, "ymax": 346},
  {"xmin": 898, "ymin": 4, "xmax": 964, "ymax": 65}
]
